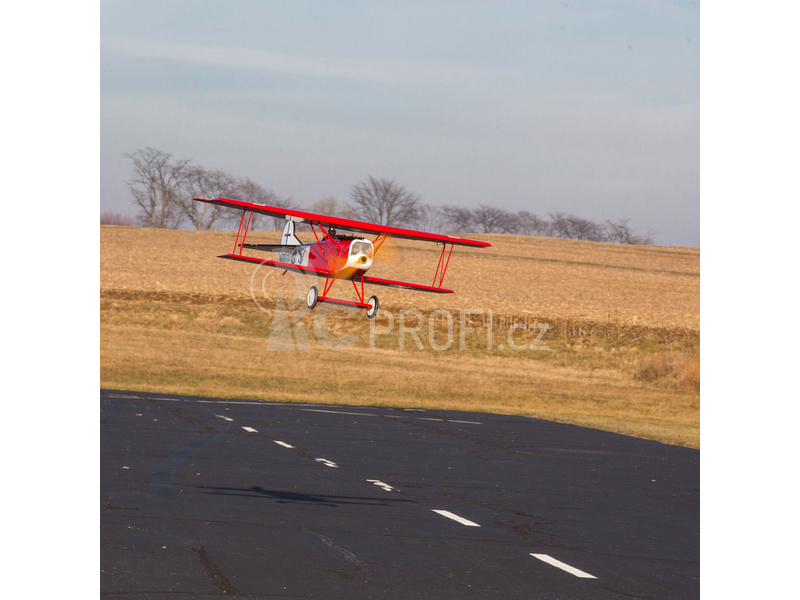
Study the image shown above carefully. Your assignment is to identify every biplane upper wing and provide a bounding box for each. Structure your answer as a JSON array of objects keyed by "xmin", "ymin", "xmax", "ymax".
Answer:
[{"xmin": 194, "ymin": 197, "xmax": 492, "ymax": 248}]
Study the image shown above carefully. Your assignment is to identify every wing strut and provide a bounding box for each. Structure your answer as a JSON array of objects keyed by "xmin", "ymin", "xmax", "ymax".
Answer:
[
  {"xmin": 432, "ymin": 243, "xmax": 455, "ymax": 288},
  {"xmin": 309, "ymin": 222, "xmax": 336, "ymax": 271},
  {"xmin": 232, "ymin": 209, "xmax": 254, "ymax": 256}
]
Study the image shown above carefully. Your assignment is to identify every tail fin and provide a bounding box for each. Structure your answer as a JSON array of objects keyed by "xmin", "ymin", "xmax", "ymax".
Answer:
[{"xmin": 281, "ymin": 220, "xmax": 302, "ymax": 246}]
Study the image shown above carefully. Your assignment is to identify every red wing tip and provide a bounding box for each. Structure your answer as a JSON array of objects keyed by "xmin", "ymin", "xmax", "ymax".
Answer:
[{"xmin": 445, "ymin": 237, "xmax": 491, "ymax": 248}]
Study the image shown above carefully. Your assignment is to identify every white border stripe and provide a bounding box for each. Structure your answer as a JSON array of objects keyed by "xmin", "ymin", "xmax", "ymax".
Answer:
[
  {"xmin": 530, "ymin": 554, "xmax": 597, "ymax": 579},
  {"xmin": 300, "ymin": 408, "xmax": 377, "ymax": 417},
  {"xmin": 241, "ymin": 426, "xmax": 258, "ymax": 433},
  {"xmin": 432, "ymin": 509, "xmax": 481, "ymax": 527},
  {"xmin": 273, "ymin": 440, "xmax": 294, "ymax": 448}
]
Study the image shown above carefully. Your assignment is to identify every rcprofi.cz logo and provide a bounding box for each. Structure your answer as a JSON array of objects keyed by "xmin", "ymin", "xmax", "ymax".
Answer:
[
  {"xmin": 249, "ymin": 262, "xmax": 549, "ymax": 352},
  {"xmin": 250, "ymin": 262, "xmax": 358, "ymax": 351}
]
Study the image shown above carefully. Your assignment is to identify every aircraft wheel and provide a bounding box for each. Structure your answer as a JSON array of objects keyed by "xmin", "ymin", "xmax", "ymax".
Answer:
[
  {"xmin": 306, "ymin": 286, "xmax": 319, "ymax": 310},
  {"xmin": 366, "ymin": 295, "xmax": 379, "ymax": 319}
]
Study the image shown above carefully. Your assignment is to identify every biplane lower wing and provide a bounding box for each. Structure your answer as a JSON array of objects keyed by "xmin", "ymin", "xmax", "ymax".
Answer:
[
  {"xmin": 361, "ymin": 275, "xmax": 453, "ymax": 294},
  {"xmin": 217, "ymin": 253, "xmax": 333, "ymax": 277}
]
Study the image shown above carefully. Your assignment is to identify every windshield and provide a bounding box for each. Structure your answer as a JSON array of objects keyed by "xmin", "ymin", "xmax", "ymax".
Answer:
[{"xmin": 350, "ymin": 240, "xmax": 373, "ymax": 258}]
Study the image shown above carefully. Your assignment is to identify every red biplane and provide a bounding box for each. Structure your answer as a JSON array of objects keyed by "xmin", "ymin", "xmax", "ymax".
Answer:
[{"xmin": 194, "ymin": 197, "xmax": 491, "ymax": 318}]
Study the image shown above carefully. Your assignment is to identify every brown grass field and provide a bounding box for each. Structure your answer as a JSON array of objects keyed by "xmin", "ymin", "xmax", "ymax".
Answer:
[{"xmin": 100, "ymin": 225, "xmax": 700, "ymax": 447}]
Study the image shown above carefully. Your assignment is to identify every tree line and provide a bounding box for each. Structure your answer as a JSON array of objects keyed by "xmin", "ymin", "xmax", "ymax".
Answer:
[{"xmin": 106, "ymin": 147, "xmax": 652, "ymax": 245}]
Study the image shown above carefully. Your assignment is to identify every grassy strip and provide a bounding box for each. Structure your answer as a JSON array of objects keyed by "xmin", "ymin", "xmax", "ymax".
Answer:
[{"xmin": 101, "ymin": 295, "xmax": 699, "ymax": 447}]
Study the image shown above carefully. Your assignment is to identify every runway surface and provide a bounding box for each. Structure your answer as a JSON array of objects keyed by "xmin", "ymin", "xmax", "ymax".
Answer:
[{"xmin": 100, "ymin": 389, "xmax": 699, "ymax": 599}]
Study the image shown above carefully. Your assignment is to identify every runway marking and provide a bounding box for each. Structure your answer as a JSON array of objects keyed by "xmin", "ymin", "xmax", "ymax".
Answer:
[
  {"xmin": 432, "ymin": 509, "xmax": 481, "ymax": 527},
  {"xmin": 419, "ymin": 417, "xmax": 483, "ymax": 425},
  {"xmin": 214, "ymin": 414, "xmax": 234, "ymax": 422},
  {"xmin": 273, "ymin": 440, "xmax": 294, "ymax": 448},
  {"xmin": 366, "ymin": 479, "xmax": 396, "ymax": 492},
  {"xmin": 303, "ymin": 529, "xmax": 367, "ymax": 569},
  {"xmin": 301, "ymin": 408, "xmax": 378, "ymax": 417},
  {"xmin": 241, "ymin": 426, "xmax": 258, "ymax": 433},
  {"xmin": 197, "ymin": 400, "xmax": 271, "ymax": 406},
  {"xmin": 298, "ymin": 406, "xmax": 481, "ymax": 424},
  {"xmin": 315, "ymin": 458, "xmax": 340, "ymax": 468},
  {"xmin": 530, "ymin": 554, "xmax": 597, "ymax": 579}
]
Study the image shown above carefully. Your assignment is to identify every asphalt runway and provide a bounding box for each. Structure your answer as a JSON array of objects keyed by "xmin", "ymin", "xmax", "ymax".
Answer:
[{"xmin": 100, "ymin": 389, "xmax": 699, "ymax": 599}]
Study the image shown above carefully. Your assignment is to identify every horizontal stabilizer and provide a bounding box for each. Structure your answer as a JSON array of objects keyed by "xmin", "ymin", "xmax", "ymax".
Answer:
[
  {"xmin": 241, "ymin": 243, "xmax": 298, "ymax": 252},
  {"xmin": 217, "ymin": 253, "xmax": 333, "ymax": 276}
]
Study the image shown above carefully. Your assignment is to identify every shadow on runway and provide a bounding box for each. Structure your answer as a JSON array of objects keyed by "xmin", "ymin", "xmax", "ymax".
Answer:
[{"xmin": 192, "ymin": 485, "xmax": 416, "ymax": 508}]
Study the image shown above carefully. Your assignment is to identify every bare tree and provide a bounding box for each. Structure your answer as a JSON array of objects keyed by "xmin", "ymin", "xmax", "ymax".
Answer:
[
  {"xmin": 441, "ymin": 205, "xmax": 544, "ymax": 235},
  {"xmin": 604, "ymin": 218, "xmax": 654, "ymax": 245},
  {"xmin": 179, "ymin": 167, "xmax": 240, "ymax": 230},
  {"xmin": 100, "ymin": 212, "xmax": 135, "ymax": 226},
  {"xmin": 126, "ymin": 147, "xmax": 191, "ymax": 229},
  {"xmin": 237, "ymin": 177, "xmax": 281, "ymax": 206},
  {"xmin": 235, "ymin": 177, "xmax": 290, "ymax": 230},
  {"xmin": 517, "ymin": 210, "xmax": 550, "ymax": 236},
  {"xmin": 124, "ymin": 148, "xmax": 655, "ymax": 244},
  {"xmin": 440, "ymin": 205, "xmax": 475, "ymax": 232},
  {"xmin": 348, "ymin": 176, "xmax": 421, "ymax": 227},
  {"xmin": 471, "ymin": 204, "xmax": 518, "ymax": 234},
  {"xmin": 548, "ymin": 211, "xmax": 608, "ymax": 242},
  {"xmin": 413, "ymin": 204, "xmax": 446, "ymax": 233},
  {"xmin": 310, "ymin": 195, "xmax": 340, "ymax": 216}
]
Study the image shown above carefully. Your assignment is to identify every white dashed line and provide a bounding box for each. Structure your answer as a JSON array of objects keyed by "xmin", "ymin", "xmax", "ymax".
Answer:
[
  {"xmin": 366, "ymin": 479, "xmax": 396, "ymax": 492},
  {"xmin": 315, "ymin": 458, "xmax": 339, "ymax": 468},
  {"xmin": 273, "ymin": 440, "xmax": 294, "ymax": 448},
  {"xmin": 432, "ymin": 510, "xmax": 481, "ymax": 527},
  {"xmin": 241, "ymin": 426, "xmax": 258, "ymax": 433},
  {"xmin": 214, "ymin": 414, "xmax": 234, "ymax": 422},
  {"xmin": 530, "ymin": 554, "xmax": 597, "ymax": 579}
]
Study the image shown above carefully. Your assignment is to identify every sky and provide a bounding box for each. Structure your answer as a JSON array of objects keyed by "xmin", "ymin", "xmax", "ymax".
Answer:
[{"xmin": 101, "ymin": 0, "xmax": 699, "ymax": 246}]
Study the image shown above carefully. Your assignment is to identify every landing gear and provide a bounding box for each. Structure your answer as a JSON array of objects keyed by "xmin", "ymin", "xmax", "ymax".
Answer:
[
  {"xmin": 311, "ymin": 277, "xmax": 378, "ymax": 318},
  {"xmin": 306, "ymin": 286, "xmax": 319, "ymax": 310},
  {"xmin": 366, "ymin": 295, "xmax": 379, "ymax": 319}
]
